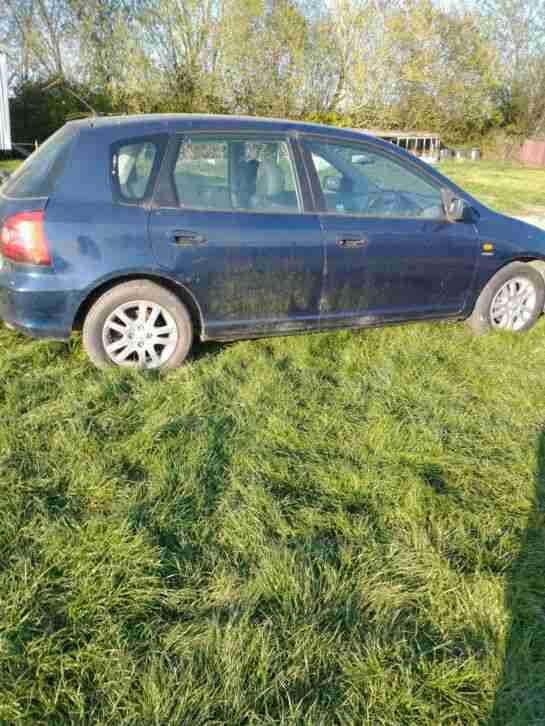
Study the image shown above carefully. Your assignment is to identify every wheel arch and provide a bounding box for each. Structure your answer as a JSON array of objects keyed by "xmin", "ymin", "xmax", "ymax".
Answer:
[
  {"xmin": 481, "ymin": 256, "xmax": 545, "ymax": 289},
  {"xmin": 467, "ymin": 256, "xmax": 545, "ymax": 317},
  {"xmin": 521, "ymin": 257, "xmax": 545, "ymax": 283},
  {"xmin": 496, "ymin": 256, "xmax": 545, "ymax": 288},
  {"xmin": 72, "ymin": 273, "xmax": 205, "ymax": 338}
]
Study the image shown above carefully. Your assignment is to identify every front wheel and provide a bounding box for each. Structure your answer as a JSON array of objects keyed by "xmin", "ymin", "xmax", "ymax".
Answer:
[
  {"xmin": 82, "ymin": 280, "xmax": 193, "ymax": 370},
  {"xmin": 466, "ymin": 262, "xmax": 545, "ymax": 335}
]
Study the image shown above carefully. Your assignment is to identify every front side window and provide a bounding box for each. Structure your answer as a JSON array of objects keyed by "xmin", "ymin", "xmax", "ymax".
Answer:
[
  {"xmin": 171, "ymin": 136, "xmax": 301, "ymax": 213},
  {"xmin": 111, "ymin": 136, "xmax": 167, "ymax": 205},
  {"xmin": 303, "ymin": 139, "xmax": 444, "ymax": 219}
]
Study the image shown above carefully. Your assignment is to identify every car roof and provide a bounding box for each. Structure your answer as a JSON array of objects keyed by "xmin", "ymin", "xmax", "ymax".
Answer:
[{"xmin": 69, "ymin": 113, "xmax": 384, "ymax": 146}]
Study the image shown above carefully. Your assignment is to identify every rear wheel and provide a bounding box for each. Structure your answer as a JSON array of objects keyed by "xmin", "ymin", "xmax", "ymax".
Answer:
[
  {"xmin": 466, "ymin": 262, "xmax": 545, "ymax": 335},
  {"xmin": 82, "ymin": 280, "xmax": 193, "ymax": 370}
]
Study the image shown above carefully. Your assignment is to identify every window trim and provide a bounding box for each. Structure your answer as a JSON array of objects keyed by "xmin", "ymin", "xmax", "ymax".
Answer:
[
  {"xmin": 110, "ymin": 134, "xmax": 169, "ymax": 207},
  {"xmin": 154, "ymin": 130, "xmax": 309, "ymax": 215},
  {"xmin": 299, "ymin": 133, "xmax": 448, "ymax": 221}
]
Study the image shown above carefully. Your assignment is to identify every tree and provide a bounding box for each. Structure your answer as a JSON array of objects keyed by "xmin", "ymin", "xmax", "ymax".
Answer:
[
  {"xmin": 476, "ymin": 0, "xmax": 545, "ymax": 136},
  {"xmin": 136, "ymin": 0, "xmax": 226, "ymax": 113},
  {"xmin": 2, "ymin": 0, "xmax": 76, "ymax": 81},
  {"xmin": 9, "ymin": 77, "xmax": 112, "ymax": 143},
  {"xmin": 385, "ymin": 1, "xmax": 499, "ymax": 140},
  {"xmin": 0, "ymin": 0, "xmax": 539, "ymax": 144},
  {"xmin": 216, "ymin": 0, "xmax": 310, "ymax": 117}
]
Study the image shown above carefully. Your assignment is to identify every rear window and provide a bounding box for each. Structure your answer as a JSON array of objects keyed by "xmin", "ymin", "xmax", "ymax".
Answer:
[{"xmin": 3, "ymin": 124, "xmax": 78, "ymax": 199}]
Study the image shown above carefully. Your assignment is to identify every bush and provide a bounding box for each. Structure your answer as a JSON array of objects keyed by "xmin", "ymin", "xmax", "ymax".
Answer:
[{"xmin": 9, "ymin": 79, "xmax": 113, "ymax": 145}]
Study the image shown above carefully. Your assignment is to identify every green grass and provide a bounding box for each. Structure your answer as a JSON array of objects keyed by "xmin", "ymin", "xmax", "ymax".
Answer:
[
  {"xmin": 1, "ymin": 161, "xmax": 545, "ymax": 724},
  {"xmin": 440, "ymin": 160, "xmax": 545, "ymax": 216},
  {"xmin": 0, "ymin": 159, "xmax": 23, "ymax": 174}
]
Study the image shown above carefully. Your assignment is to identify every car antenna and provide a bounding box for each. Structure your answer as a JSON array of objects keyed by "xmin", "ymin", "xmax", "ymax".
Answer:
[{"xmin": 43, "ymin": 77, "xmax": 99, "ymax": 118}]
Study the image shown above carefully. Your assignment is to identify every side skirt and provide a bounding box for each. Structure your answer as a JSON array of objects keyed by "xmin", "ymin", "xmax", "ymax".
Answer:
[{"xmin": 202, "ymin": 312, "xmax": 463, "ymax": 343}]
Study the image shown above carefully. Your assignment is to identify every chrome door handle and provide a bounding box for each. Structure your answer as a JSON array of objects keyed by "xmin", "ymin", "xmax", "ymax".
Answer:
[
  {"xmin": 172, "ymin": 230, "xmax": 207, "ymax": 246},
  {"xmin": 338, "ymin": 236, "xmax": 368, "ymax": 248}
]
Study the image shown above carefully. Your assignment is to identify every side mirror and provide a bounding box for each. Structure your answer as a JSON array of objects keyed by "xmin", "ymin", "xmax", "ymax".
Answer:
[
  {"xmin": 442, "ymin": 189, "xmax": 472, "ymax": 222},
  {"xmin": 323, "ymin": 175, "xmax": 341, "ymax": 193}
]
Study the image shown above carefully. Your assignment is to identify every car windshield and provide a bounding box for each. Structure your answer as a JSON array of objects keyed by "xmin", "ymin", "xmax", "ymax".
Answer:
[{"xmin": 3, "ymin": 124, "xmax": 78, "ymax": 199}]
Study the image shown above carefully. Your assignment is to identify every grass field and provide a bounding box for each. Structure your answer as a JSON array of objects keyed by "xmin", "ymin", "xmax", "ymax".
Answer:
[
  {"xmin": 1, "ymin": 160, "xmax": 545, "ymax": 724},
  {"xmin": 440, "ymin": 160, "xmax": 545, "ymax": 217},
  {"xmin": 0, "ymin": 159, "xmax": 23, "ymax": 175}
]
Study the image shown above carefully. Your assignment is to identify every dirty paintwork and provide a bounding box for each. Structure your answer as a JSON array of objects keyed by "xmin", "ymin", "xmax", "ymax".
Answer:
[{"xmin": 1, "ymin": 113, "xmax": 545, "ymax": 344}]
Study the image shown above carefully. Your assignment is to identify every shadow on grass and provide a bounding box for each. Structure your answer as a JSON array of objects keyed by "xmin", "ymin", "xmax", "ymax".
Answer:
[
  {"xmin": 190, "ymin": 339, "xmax": 231, "ymax": 361},
  {"xmin": 489, "ymin": 432, "xmax": 545, "ymax": 725}
]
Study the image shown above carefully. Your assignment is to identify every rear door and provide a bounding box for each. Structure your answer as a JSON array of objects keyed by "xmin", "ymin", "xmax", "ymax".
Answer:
[
  {"xmin": 300, "ymin": 136, "xmax": 479, "ymax": 326},
  {"xmin": 149, "ymin": 132, "xmax": 324, "ymax": 340}
]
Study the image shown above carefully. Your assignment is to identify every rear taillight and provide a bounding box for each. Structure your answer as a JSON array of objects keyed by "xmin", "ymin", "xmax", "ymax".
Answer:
[{"xmin": 0, "ymin": 211, "xmax": 52, "ymax": 266}]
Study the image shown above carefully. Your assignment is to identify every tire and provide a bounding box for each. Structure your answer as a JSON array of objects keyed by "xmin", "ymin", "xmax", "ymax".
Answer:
[
  {"xmin": 466, "ymin": 262, "xmax": 545, "ymax": 335},
  {"xmin": 82, "ymin": 280, "xmax": 193, "ymax": 370}
]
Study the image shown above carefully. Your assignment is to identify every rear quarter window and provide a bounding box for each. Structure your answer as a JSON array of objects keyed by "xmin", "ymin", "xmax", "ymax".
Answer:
[
  {"xmin": 3, "ymin": 124, "xmax": 78, "ymax": 199},
  {"xmin": 111, "ymin": 135, "xmax": 168, "ymax": 205}
]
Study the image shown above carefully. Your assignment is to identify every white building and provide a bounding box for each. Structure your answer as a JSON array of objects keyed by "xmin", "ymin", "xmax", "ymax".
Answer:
[{"xmin": 0, "ymin": 51, "xmax": 12, "ymax": 151}]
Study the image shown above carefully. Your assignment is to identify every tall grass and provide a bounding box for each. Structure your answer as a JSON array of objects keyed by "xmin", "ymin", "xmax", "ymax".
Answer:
[{"xmin": 0, "ymin": 162, "xmax": 545, "ymax": 724}]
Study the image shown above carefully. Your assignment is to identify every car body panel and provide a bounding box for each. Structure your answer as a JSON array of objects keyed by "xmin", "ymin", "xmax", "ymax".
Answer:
[
  {"xmin": 316, "ymin": 215, "xmax": 479, "ymax": 326},
  {"xmin": 149, "ymin": 207, "xmax": 325, "ymax": 340},
  {"xmin": 471, "ymin": 213, "xmax": 545, "ymax": 290}
]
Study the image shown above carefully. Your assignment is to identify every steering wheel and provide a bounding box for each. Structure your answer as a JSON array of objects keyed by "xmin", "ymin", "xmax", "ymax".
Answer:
[{"xmin": 366, "ymin": 191, "xmax": 422, "ymax": 217}]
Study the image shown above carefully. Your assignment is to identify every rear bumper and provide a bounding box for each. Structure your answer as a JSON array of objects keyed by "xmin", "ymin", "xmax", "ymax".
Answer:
[{"xmin": 0, "ymin": 269, "xmax": 77, "ymax": 341}]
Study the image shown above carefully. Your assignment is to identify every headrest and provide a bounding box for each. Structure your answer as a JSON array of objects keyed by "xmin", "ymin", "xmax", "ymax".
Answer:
[
  {"xmin": 256, "ymin": 160, "xmax": 285, "ymax": 197},
  {"xmin": 235, "ymin": 159, "xmax": 259, "ymax": 192}
]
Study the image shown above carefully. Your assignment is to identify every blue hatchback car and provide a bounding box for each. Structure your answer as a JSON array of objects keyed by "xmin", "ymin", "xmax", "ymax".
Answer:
[{"xmin": 1, "ymin": 114, "xmax": 545, "ymax": 370}]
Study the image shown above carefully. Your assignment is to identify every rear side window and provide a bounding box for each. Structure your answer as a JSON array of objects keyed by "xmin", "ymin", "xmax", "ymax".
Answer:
[
  {"xmin": 111, "ymin": 135, "xmax": 167, "ymax": 205},
  {"xmin": 3, "ymin": 124, "xmax": 78, "ymax": 199},
  {"xmin": 170, "ymin": 135, "xmax": 301, "ymax": 213}
]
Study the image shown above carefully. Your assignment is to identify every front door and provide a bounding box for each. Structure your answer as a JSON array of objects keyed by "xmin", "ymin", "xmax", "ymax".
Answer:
[
  {"xmin": 300, "ymin": 136, "xmax": 479, "ymax": 326},
  {"xmin": 150, "ymin": 132, "xmax": 324, "ymax": 339}
]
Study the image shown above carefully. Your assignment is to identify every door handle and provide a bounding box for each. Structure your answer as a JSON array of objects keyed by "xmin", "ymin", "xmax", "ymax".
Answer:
[
  {"xmin": 337, "ymin": 236, "xmax": 368, "ymax": 248},
  {"xmin": 171, "ymin": 230, "xmax": 207, "ymax": 246}
]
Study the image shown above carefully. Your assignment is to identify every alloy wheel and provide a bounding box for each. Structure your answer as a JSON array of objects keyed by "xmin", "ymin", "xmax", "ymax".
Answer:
[
  {"xmin": 102, "ymin": 300, "xmax": 178, "ymax": 368},
  {"xmin": 490, "ymin": 276, "xmax": 538, "ymax": 331}
]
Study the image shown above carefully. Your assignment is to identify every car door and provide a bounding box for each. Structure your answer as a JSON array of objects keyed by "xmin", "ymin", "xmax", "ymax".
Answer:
[
  {"xmin": 149, "ymin": 131, "xmax": 324, "ymax": 340},
  {"xmin": 299, "ymin": 135, "xmax": 479, "ymax": 326}
]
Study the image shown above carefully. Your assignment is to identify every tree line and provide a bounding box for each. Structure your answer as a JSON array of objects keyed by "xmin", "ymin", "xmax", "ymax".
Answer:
[{"xmin": 1, "ymin": 0, "xmax": 545, "ymax": 147}]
